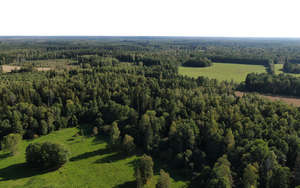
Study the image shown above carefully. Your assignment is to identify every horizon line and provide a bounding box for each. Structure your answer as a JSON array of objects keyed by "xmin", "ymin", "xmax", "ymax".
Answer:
[{"xmin": 0, "ymin": 35, "xmax": 300, "ymax": 39}]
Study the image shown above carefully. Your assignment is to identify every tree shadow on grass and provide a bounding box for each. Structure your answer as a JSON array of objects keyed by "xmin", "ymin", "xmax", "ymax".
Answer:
[
  {"xmin": 92, "ymin": 135, "xmax": 107, "ymax": 145},
  {"xmin": 0, "ymin": 153, "xmax": 10, "ymax": 159},
  {"xmin": 0, "ymin": 163, "xmax": 48, "ymax": 181},
  {"xmin": 70, "ymin": 148, "xmax": 111, "ymax": 162},
  {"xmin": 113, "ymin": 180, "xmax": 136, "ymax": 188},
  {"xmin": 94, "ymin": 152, "xmax": 129, "ymax": 164}
]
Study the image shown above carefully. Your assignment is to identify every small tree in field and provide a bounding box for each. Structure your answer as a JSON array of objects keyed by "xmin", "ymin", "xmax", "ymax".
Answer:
[
  {"xmin": 1, "ymin": 133, "xmax": 22, "ymax": 155},
  {"xmin": 156, "ymin": 169, "xmax": 171, "ymax": 188},
  {"xmin": 26, "ymin": 142, "xmax": 70, "ymax": 170},
  {"xmin": 135, "ymin": 154, "xmax": 154, "ymax": 186},
  {"xmin": 108, "ymin": 121, "xmax": 120, "ymax": 149}
]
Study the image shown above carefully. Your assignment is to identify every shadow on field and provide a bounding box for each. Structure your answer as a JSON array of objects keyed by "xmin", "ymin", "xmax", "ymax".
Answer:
[
  {"xmin": 0, "ymin": 153, "xmax": 10, "ymax": 159},
  {"xmin": 92, "ymin": 135, "xmax": 107, "ymax": 145},
  {"xmin": 0, "ymin": 163, "xmax": 45, "ymax": 181},
  {"xmin": 70, "ymin": 148, "xmax": 111, "ymax": 162},
  {"xmin": 94, "ymin": 152, "xmax": 128, "ymax": 164},
  {"xmin": 113, "ymin": 180, "xmax": 136, "ymax": 188}
]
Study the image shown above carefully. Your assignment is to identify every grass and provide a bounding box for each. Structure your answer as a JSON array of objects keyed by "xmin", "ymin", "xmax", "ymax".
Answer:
[
  {"xmin": 179, "ymin": 63, "xmax": 266, "ymax": 83},
  {"xmin": 0, "ymin": 128, "xmax": 187, "ymax": 188}
]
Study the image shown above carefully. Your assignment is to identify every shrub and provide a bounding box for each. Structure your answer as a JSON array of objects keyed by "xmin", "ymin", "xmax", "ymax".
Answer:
[
  {"xmin": 26, "ymin": 142, "xmax": 70, "ymax": 170},
  {"xmin": 1, "ymin": 133, "xmax": 22, "ymax": 155}
]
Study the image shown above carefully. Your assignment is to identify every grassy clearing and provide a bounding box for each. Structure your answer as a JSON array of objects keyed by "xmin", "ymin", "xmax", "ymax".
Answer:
[
  {"xmin": 179, "ymin": 63, "xmax": 266, "ymax": 83},
  {"xmin": 0, "ymin": 128, "xmax": 187, "ymax": 188}
]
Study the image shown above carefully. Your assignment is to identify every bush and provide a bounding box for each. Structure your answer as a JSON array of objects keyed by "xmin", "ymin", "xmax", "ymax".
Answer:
[
  {"xmin": 26, "ymin": 142, "xmax": 70, "ymax": 170},
  {"xmin": 1, "ymin": 133, "xmax": 22, "ymax": 155}
]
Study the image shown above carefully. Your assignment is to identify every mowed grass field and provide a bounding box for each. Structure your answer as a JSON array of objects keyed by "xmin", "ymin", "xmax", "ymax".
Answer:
[
  {"xmin": 0, "ymin": 128, "xmax": 187, "ymax": 188},
  {"xmin": 179, "ymin": 63, "xmax": 266, "ymax": 82}
]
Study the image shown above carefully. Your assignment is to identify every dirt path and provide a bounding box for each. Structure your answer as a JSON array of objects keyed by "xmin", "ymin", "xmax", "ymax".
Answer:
[{"xmin": 235, "ymin": 91, "xmax": 300, "ymax": 107}]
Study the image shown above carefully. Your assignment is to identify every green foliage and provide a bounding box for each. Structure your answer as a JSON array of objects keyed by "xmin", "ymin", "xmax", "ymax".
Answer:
[
  {"xmin": 208, "ymin": 155, "xmax": 232, "ymax": 188},
  {"xmin": 156, "ymin": 169, "xmax": 171, "ymax": 188},
  {"xmin": 295, "ymin": 152, "xmax": 300, "ymax": 186},
  {"xmin": 1, "ymin": 133, "xmax": 21, "ymax": 155},
  {"xmin": 108, "ymin": 121, "xmax": 120, "ymax": 149},
  {"xmin": 26, "ymin": 142, "xmax": 70, "ymax": 170},
  {"xmin": 135, "ymin": 154, "xmax": 154, "ymax": 185},
  {"xmin": 0, "ymin": 128, "xmax": 187, "ymax": 188},
  {"xmin": 269, "ymin": 165, "xmax": 291, "ymax": 188},
  {"xmin": 283, "ymin": 62, "xmax": 300, "ymax": 74},
  {"xmin": 2, "ymin": 37, "xmax": 300, "ymax": 187},
  {"xmin": 224, "ymin": 128, "xmax": 235, "ymax": 152},
  {"xmin": 121, "ymin": 134, "xmax": 136, "ymax": 155},
  {"xmin": 243, "ymin": 163, "xmax": 259, "ymax": 188},
  {"xmin": 183, "ymin": 57, "xmax": 212, "ymax": 67},
  {"xmin": 244, "ymin": 72, "xmax": 300, "ymax": 96}
]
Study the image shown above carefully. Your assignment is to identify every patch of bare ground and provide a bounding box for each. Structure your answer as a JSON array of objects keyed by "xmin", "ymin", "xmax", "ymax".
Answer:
[
  {"xmin": 235, "ymin": 91, "xmax": 300, "ymax": 107},
  {"xmin": 36, "ymin": 67, "xmax": 52, "ymax": 71},
  {"xmin": 2, "ymin": 65, "xmax": 54, "ymax": 72},
  {"xmin": 1, "ymin": 65, "xmax": 21, "ymax": 73}
]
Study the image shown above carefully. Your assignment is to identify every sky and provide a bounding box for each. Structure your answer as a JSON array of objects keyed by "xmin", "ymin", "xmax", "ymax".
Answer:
[{"xmin": 0, "ymin": 0, "xmax": 300, "ymax": 37}]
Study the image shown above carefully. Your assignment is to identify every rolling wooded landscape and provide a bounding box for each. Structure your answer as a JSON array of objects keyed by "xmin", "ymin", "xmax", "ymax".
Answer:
[{"xmin": 1, "ymin": 37, "xmax": 300, "ymax": 188}]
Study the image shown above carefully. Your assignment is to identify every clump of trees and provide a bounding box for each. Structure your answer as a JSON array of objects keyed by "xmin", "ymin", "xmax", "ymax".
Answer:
[
  {"xmin": 283, "ymin": 62, "xmax": 300, "ymax": 74},
  {"xmin": 244, "ymin": 72, "xmax": 300, "ymax": 96},
  {"xmin": 25, "ymin": 142, "xmax": 70, "ymax": 170},
  {"xmin": 156, "ymin": 169, "xmax": 171, "ymax": 188},
  {"xmin": 135, "ymin": 154, "xmax": 154, "ymax": 187},
  {"xmin": 1, "ymin": 133, "xmax": 21, "ymax": 155},
  {"xmin": 182, "ymin": 57, "xmax": 212, "ymax": 67}
]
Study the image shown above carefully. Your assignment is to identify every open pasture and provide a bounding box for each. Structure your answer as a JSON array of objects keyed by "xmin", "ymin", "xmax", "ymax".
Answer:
[
  {"xmin": 179, "ymin": 63, "xmax": 266, "ymax": 82},
  {"xmin": 0, "ymin": 128, "xmax": 187, "ymax": 188}
]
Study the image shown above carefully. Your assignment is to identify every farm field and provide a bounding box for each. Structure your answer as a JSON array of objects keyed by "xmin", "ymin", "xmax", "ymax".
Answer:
[
  {"xmin": 179, "ymin": 63, "xmax": 266, "ymax": 82},
  {"xmin": 0, "ymin": 128, "xmax": 187, "ymax": 188}
]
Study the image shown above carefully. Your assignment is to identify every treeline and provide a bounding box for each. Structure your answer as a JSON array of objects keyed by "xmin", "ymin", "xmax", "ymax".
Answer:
[
  {"xmin": 182, "ymin": 57, "xmax": 212, "ymax": 67},
  {"xmin": 243, "ymin": 73, "xmax": 300, "ymax": 96},
  {"xmin": 283, "ymin": 62, "xmax": 300, "ymax": 74},
  {"xmin": 209, "ymin": 56, "xmax": 269, "ymax": 65}
]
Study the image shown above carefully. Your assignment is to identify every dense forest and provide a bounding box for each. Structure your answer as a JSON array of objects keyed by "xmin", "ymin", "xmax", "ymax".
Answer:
[
  {"xmin": 1, "ymin": 37, "xmax": 300, "ymax": 187},
  {"xmin": 242, "ymin": 73, "xmax": 300, "ymax": 96}
]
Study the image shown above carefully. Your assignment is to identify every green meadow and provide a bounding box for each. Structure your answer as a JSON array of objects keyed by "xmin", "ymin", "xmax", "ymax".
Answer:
[
  {"xmin": 179, "ymin": 63, "xmax": 267, "ymax": 82},
  {"xmin": 0, "ymin": 128, "xmax": 187, "ymax": 188}
]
